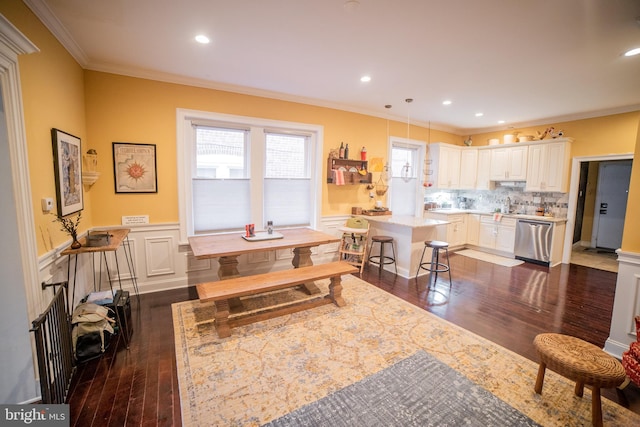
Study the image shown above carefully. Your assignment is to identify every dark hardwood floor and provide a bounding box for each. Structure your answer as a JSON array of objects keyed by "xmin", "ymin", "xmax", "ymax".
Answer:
[{"xmin": 66, "ymin": 253, "xmax": 640, "ymax": 426}]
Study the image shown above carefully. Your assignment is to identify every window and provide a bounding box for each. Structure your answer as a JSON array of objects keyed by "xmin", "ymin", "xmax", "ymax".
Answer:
[
  {"xmin": 391, "ymin": 146, "xmax": 417, "ymax": 180},
  {"xmin": 177, "ymin": 109, "xmax": 323, "ymax": 241}
]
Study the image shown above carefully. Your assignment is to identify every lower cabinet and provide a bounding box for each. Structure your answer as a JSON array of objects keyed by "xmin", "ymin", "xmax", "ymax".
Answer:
[
  {"xmin": 466, "ymin": 214, "xmax": 480, "ymax": 245},
  {"xmin": 424, "ymin": 213, "xmax": 467, "ymax": 249},
  {"xmin": 478, "ymin": 215, "xmax": 516, "ymax": 253}
]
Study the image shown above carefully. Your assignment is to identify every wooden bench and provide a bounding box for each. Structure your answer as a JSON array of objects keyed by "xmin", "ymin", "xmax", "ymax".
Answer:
[{"xmin": 196, "ymin": 261, "xmax": 358, "ymax": 338}]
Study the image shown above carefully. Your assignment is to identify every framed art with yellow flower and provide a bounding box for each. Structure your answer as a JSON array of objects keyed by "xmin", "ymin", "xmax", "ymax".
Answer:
[{"xmin": 112, "ymin": 142, "xmax": 158, "ymax": 193}]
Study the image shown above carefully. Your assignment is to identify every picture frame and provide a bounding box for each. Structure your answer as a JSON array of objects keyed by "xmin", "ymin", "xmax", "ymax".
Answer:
[
  {"xmin": 51, "ymin": 128, "xmax": 84, "ymax": 217},
  {"xmin": 112, "ymin": 142, "xmax": 158, "ymax": 193}
]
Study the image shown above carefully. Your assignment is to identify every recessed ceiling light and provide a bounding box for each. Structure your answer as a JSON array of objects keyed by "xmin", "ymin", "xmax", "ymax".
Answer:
[
  {"xmin": 360, "ymin": 75, "xmax": 371, "ymax": 82},
  {"xmin": 344, "ymin": 0, "xmax": 360, "ymax": 12},
  {"xmin": 498, "ymin": 120, "xmax": 505, "ymax": 124},
  {"xmin": 442, "ymin": 100, "xmax": 452, "ymax": 106},
  {"xmin": 624, "ymin": 47, "xmax": 640, "ymax": 57},
  {"xmin": 195, "ymin": 35, "xmax": 210, "ymax": 44},
  {"xmin": 475, "ymin": 112, "xmax": 484, "ymax": 117}
]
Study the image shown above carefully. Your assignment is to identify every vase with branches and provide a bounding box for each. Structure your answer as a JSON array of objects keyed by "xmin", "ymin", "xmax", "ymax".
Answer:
[{"xmin": 53, "ymin": 211, "xmax": 82, "ymax": 249}]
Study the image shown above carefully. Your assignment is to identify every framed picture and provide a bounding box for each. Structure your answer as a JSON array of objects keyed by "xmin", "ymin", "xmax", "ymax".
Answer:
[
  {"xmin": 51, "ymin": 128, "xmax": 84, "ymax": 217},
  {"xmin": 112, "ymin": 142, "xmax": 158, "ymax": 193}
]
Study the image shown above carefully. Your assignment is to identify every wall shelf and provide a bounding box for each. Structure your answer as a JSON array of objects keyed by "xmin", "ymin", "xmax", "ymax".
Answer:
[{"xmin": 327, "ymin": 158, "xmax": 372, "ymax": 185}]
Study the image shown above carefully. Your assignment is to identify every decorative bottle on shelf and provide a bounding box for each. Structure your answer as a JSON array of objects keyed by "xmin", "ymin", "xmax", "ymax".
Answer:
[
  {"xmin": 360, "ymin": 146, "xmax": 367, "ymax": 161},
  {"xmin": 339, "ymin": 142, "xmax": 345, "ymax": 159},
  {"xmin": 344, "ymin": 144, "xmax": 349, "ymax": 159}
]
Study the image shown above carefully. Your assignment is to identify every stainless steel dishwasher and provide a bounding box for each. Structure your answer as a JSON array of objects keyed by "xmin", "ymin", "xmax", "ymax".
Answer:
[{"xmin": 514, "ymin": 219, "xmax": 553, "ymax": 265}]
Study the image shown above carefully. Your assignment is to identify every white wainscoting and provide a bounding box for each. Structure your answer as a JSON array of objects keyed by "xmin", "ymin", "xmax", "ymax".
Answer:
[
  {"xmin": 38, "ymin": 217, "xmax": 351, "ymax": 300},
  {"xmin": 605, "ymin": 249, "xmax": 640, "ymax": 358}
]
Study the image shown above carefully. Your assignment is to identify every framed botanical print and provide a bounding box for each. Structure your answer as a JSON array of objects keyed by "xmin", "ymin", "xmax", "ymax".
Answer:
[
  {"xmin": 51, "ymin": 128, "xmax": 84, "ymax": 216},
  {"xmin": 112, "ymin": 142, "xmax": 158, "ymax": 193}
]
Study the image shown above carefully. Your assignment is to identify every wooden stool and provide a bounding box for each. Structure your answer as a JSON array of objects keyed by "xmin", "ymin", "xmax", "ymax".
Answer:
[
  {"xmin": 367, "ymin": 236, "xmax": 397, "ymax": 276},
  {"xmin": 533, "ymin": 333, "xmax": 626, "ymax": 427}
]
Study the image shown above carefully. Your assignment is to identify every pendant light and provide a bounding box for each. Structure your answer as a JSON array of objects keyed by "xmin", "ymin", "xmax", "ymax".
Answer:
[
  {"xmin": 401, "ymin": 98, "xmax": 413, "ymax": 183},
  {"xmin": 423, "ymin": 121, "xmax": 433, "ymax": 187}
]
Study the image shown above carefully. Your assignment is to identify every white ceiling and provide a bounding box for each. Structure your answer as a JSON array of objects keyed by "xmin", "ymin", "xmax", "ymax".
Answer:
[{"xmin": 26, "ymin": 0, "xmax": 640, "ymax": 134}]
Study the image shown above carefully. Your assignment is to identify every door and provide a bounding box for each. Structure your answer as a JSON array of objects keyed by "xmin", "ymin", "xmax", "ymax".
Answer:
[
  {"xmin": 389, "ymin": 139, "xmax": 424, "ymax": 217},
  {"xmin": 593, "ymin": 160, "xmax": 632, "ymax": 250}
]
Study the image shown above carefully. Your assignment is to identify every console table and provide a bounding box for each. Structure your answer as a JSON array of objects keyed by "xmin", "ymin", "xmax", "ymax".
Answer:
[{"xmin": 61, "ymin": 228, "xmax": 138, "ymax": 347}]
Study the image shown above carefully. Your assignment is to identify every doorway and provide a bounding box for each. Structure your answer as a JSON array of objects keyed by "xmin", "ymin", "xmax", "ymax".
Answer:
[
  {"xmin": 388, "ymin": 138, "xmax": 425, "ymax": 217},
  {"xmin": 563, "ymin": 154, "xmax": 634, "ymax": 270}
]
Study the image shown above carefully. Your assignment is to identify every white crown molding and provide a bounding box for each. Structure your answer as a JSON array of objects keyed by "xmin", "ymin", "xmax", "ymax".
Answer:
[{"xmin": 23, "ymin": 0, "xmax": 88, "ymax": 66}]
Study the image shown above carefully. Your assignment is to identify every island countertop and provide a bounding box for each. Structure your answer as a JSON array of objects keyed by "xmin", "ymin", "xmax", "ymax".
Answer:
[{"xmin": 360, "ymin": 215, "xmax": 449, "ymax": 228}]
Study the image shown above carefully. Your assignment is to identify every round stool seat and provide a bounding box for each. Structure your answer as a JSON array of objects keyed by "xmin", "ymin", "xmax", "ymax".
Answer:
[
  {"xmin": 534, "ymin": 333, "xmax": 625, "ymax": 388},
  {"xmin": 371, "ymin": 235, "xmax": 393, "ymax": 243},
  {"xmin": 425, "ymin": 240, "xmax": 449, "ymax": 249},
  {"xmin": 533, "ymin": 333, "xmax": 626, "ymax": 427}
]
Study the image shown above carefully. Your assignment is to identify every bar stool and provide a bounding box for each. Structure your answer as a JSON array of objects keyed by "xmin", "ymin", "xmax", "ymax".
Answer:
[
  {"xmin": 367, "ymin": 236, "xmax": 397, "ymax": 276},
  {"xmin": 416, "ymin": 240, "xmax": 451, "ymax": 290}
]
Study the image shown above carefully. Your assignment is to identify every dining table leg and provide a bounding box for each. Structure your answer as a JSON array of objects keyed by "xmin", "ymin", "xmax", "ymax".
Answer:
[
  {"xmin": 217, "ymin": 255, "xmax": 243, "ymax": 310},
  {"xmin": 292, "ymin": 247, "xmax": 321, "ymax": 294}
]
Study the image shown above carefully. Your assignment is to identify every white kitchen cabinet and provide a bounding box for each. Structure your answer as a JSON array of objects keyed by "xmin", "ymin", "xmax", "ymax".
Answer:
[
  {"xmin": 475, "ymin": 148, "xmax": 494, "ymax": 190},
  {"xmin": 525, "ymin": 139, "xmax": 572, "ymax": 192},
  {"xmin": 428, "ymin": 143, "xmax": 461, "ymax": 189},
  {"xmin": 478, "ymin": 215, "xmax": 516, "ymax": 254},
  {"xmin": 489, "ymin": 145, "xmax": 528, "ymax": 181},
  {"xmin": 458, "ymin": 148, "xmax": 478, "ymax": 189},
  {"xmin": 466, "ymin": 214, "xmax": 480, "ymax": 245}
]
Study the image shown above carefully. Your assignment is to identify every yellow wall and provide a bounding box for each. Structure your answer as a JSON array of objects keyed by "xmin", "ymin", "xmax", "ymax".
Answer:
[
  {"xmin": 472, "ymin": 112, "xmax": 638, "ymax": 155},
  {"xmin": 1, "ymin": 0, "xmax": 92, "ymax": 255},
  {"xmin": 83, "ymin": 71, "xmax": 462, "ymax": 225},
  {"xmin": 3, "ymin": 1, "xmax": 640, "ymax": 255}
]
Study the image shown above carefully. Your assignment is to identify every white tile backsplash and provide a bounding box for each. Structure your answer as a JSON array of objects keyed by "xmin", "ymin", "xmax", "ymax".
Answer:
[{"xmin": 424, "ymin": 186, "xmax": 568, "ymax": 218}]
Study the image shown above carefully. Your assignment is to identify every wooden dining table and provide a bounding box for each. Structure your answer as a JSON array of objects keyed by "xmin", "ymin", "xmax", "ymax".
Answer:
[{"xmin": 188, "ymin": 227, "xmax": 341, "ymax": 294}]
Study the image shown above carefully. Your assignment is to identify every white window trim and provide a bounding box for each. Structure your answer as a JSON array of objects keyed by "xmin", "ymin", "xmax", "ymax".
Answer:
[{"xmin": 176, "ymin": 108, "xmax": 324, "ymax": 243}]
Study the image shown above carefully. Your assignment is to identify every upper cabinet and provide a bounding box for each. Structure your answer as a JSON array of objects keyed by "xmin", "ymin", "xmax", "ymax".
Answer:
[
  {"xmin": 458, "ymin": 148, "xmax": 478, "ymax": 189},
  {"xmin": 429, "ymin": 143, "xmax": 461, "ymax": 189},
  {"xmin": 475, "ymin": 148, "xmax": 494, "ymax": 190},
  {"xmin": 489, "ymin": 145, "xmax": 528, "ymax": 181},
  {"xmin": 525, "ymin": 138, "xmax": 572, "ymax": 192},
  {"xmin": 426, "ymin": 138, "xmax": 572, "ymax": 193}
]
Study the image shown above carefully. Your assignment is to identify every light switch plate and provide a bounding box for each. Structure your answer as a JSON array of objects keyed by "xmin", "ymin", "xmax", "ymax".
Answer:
[{"xmin": 41, "ymin": 197, "xmax": 54, "ymax": 212}]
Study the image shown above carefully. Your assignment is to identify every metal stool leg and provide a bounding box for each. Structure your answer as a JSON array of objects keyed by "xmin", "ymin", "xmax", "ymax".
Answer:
[
  {"xmin": 432, "ymin": 248, "xmax": 440, "ymax": 288},
  {"xmin": 444, "ymin": 248, "xmax": 452, "ymax": 289},
  {"xmin": 378, "ymin": 241, "xmax": 385, "ymax": 277}
]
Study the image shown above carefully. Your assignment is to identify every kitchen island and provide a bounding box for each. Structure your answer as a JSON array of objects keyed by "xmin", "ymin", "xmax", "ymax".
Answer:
[{"xmin": 362, "ymin": 215, "xmax": 449, "ymax": 278}]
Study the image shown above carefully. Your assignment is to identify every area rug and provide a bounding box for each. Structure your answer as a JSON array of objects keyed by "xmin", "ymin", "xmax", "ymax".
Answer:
[
  {"xmin": 263, "ymin": 350, "xmax": 540, "ymax": 426},
  {"xmin": 455, "ymin": 248, "xmax": 524, "ymax": 267},
  {"xmin": 172, "ymin": 275, "xmax": 639, "ymax": 426}
]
